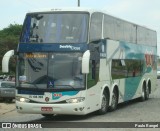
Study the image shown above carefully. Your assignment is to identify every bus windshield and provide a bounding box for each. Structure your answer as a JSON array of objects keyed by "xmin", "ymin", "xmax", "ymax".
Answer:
[
  {"xmin": 20, "ymin": 13, "xmax": 89, "ymax": 43},
  {"xmin": 17, "ymin": 52, "xmax": 85, "ymax": 90}
]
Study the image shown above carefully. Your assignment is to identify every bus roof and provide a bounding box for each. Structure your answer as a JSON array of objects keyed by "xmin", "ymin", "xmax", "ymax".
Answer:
[
  {"xmin": 27, "ymin": 8, "xmax": 156, "ymax": 33},
  {"xmin": 27, "ymin": 7, "xmax": 94, "ymax": 13}
]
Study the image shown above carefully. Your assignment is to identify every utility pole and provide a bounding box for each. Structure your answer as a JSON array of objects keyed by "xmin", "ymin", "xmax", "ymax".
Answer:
[{"xmin": 78, "ymin": 0, "xmax": 80, "ymax": 7}]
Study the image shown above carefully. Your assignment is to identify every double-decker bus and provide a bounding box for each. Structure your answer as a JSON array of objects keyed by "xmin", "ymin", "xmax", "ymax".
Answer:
[{"xmin": 2, "ymin": 8, "xmax": 157, "ymax": 116}]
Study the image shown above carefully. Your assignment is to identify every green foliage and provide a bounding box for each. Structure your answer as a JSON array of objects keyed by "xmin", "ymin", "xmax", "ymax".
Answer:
[{"xmin": 0, "ymin": 24, "xmax": 22, "ymax": 75}]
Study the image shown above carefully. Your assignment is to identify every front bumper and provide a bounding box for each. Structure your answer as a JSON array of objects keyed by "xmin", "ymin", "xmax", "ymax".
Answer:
[{"xmin": 16, "ymin": 101, "xmax": 86, "ymax": 115}]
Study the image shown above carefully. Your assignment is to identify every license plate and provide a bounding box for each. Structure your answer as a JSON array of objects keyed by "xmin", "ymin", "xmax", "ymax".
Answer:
[{"xmin": 41, "ymin": 107, "xmax": 53, "ymax": 112}]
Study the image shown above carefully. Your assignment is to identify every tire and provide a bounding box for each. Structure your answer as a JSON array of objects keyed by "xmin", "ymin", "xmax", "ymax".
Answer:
[
  {"xmin": 140, "ymin": 83, "xmax": 146, "ymax": 102},
  {"xmin": 109, "ymin": 89, "xmax": 118, "ymax": 111},
  {"xmin": 145, "ymin": 86, "xmax": 149, "ymax": 100},
  {"xmin": 98, "ymin": 91, "xmax": 109, "ymax": 115}
]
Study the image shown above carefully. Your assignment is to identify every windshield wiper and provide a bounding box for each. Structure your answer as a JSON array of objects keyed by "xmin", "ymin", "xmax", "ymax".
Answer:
[
  {"xmin": 32, "ymin": 83, "xmax": 39, "ymax": 89},
  {"xmin": 54, "ymin": 84, "xmax": 76, "ymax": 90},
  {"xmin": 74, "ymin": 76, "xmax": 83, "ymax": 80},
  {"xmin": 19, "ymin": 82, "xmax": 40, "ymax": 89}
]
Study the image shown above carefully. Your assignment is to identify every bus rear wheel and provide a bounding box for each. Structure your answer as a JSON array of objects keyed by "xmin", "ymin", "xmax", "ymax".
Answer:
[
  {"xmin": 145, "ymin": 86, "xmax": 149, "ymax": 100},
  {"xmin": 140, "ymin": 83, "xmax": 149, "ymax": 101},
  {"xmin": 98, "ymin": 91, "xmax": 109, "ymax": 115},
  {"xmin": 140, "ymin": 84, "xmax": 145, "ymax": 101}
]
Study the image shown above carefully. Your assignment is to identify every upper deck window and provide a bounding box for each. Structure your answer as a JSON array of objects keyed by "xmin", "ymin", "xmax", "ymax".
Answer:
[
  {"xmin": 90, "ymin": 12, "xmax": 103, "ymax": 41},
  {"xmin": 20, "ymin": 12, "xmax": 89, "ymax": 44}
]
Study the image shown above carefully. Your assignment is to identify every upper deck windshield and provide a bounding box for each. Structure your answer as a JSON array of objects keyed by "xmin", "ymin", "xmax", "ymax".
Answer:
[{"xmin": 20, "ymin": 12, "xmax": 89, "ymax": 43}]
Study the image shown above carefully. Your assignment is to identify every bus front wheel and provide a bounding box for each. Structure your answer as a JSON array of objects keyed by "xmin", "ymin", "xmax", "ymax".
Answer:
[{"xmin": 98, "ymin": 91, "xmax": 109, "ymax": 115}]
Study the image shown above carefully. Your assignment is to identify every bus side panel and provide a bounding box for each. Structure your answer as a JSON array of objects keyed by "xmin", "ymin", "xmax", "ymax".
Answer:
[{"xmin": 103, "ymin": 39, "xmax": 157, "ymax": 102}]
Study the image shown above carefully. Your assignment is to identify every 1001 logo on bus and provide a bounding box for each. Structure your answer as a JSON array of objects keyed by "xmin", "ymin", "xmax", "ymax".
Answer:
[{"xmin": 145, "ymin": 49, "xmax": 154, "ymax": 67}]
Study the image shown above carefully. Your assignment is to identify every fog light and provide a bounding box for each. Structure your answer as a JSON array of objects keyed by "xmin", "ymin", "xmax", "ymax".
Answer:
[
  {"xmin": 74, "ymin": 108, "xmax": 78, "ymax": 111},
  {"xmin": 79, "ymin": 107, "xmax": 84, "ymax": 111}
]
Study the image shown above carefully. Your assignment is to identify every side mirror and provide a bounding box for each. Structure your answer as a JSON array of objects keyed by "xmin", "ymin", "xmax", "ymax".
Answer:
[
  {"xmin": 82, "ymin": 50, "xmax": 90, "ymax": 74},
  {"xmin": 2, "ymin": 50, "xmax": 14, "ymax": 73}
]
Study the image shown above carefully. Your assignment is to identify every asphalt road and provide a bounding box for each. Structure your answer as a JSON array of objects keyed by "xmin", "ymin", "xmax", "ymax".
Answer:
[{"xmin": 0, "ymin": 79, "xmax": 160, "ymax": 129}]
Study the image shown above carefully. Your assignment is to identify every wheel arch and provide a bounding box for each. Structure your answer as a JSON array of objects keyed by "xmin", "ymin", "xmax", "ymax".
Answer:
[
  {"xmin": 97, "ymin": 84, "xmax": 110, "ymax": 114},
  {"xmin": 101, "ymin": 83, "xmax": 120, "ymax": 107}
]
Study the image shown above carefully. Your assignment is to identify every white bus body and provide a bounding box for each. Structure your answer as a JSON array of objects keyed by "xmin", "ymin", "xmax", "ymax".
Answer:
[{"xmin": 2, "ymin": 8, "xmax": 157, "ymax": 116}]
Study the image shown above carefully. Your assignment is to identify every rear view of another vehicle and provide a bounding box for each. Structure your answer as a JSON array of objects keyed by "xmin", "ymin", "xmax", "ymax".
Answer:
[{"xmin": 0, "ymin": 81, "xmax": 15, "ymax": 102}]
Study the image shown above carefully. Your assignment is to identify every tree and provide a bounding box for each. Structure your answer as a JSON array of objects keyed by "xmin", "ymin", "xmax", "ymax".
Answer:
[{"xmin": 0, "ymin": 24, "xmax": 22, "ymax": 75}]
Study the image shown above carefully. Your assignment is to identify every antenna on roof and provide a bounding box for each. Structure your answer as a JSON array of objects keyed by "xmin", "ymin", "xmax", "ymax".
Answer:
[{"xmin": 78, "ymin": 0, "xmax": 80, "ymax": 7}]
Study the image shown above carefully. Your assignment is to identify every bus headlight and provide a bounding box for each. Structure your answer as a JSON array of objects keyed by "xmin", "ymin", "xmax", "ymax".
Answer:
[
  {"xmin": 66, "ymin": 97, "xmax": 85, "ymax": 103},
  {"xmin": 16, "ymin": 97, "xmax": 30, "ymax": 103}
]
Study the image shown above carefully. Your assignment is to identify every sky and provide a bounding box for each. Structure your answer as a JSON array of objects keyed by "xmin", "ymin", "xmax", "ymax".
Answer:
[{"xmin": 0, "ymin": 0, "xmax": 160, "ymax": 54}]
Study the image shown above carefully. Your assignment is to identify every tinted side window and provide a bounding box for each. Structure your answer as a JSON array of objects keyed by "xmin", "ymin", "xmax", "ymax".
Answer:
[{"xmin": 112, "ymin": 59, "xmax": 143, "ymax": 79}]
